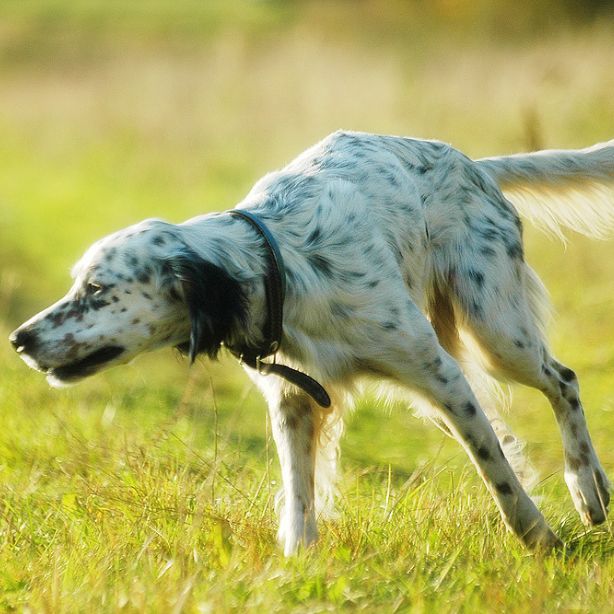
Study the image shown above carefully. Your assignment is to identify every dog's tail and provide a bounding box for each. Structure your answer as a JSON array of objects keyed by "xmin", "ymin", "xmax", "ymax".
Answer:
[{"xmin": 477, "ymin": 140, "xmax": 614, "ymax": 240}]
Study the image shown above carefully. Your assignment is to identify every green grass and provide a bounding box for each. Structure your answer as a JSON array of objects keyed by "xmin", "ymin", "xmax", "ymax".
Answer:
[
  {"xmin": 2, "ymin": 345, "xmax": 614, "ymax": 612},
  {"xmin": 1, "ymin": 1, "xmax": 614, "ymax": 611}
]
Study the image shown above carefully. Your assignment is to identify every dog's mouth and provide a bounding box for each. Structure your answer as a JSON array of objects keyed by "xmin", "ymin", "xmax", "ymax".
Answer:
[{"xmin": 47, "ymin": 346, "xmax": 125, "ymax": 383}]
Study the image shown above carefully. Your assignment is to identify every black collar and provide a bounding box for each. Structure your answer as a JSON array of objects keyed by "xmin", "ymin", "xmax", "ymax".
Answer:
[{"xmin": 227, "ymin": 209, "xmax": 331, "ymax": 408}]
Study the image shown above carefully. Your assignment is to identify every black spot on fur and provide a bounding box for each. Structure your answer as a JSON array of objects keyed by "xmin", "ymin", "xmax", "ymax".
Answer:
[
  {"xmin": 470, "ymin": 301, "xmax": 484, "ymax": 319},
  {"xmin": 496, "ymin": 482, "xmax": 513, "ymax": 495},
  {"xmin": 477, "ymin": 446, "xmax": 492, "ymax": 461},
  {"xmin": 558, "ymin": 366, "xmax": 576, "ymax": 382},
  {"xmin": 90, "ymin": 298, "xmax": 110, "ymax": 311},
  {"xmin": 468, "ymin": 269, "xmax": 485, "ymax": 289},
  {"xmin": 124, "ymin": 253, "xmax": 139, "ymax": 268},
  {"xmin": 465, "ymin": 402, "xmax": 477, "ymax": 417},
  {"xmin": 567, "ymin": 456, "xmax": 582, "ymax": 471},
  {"xmin": 308, "ymin": 253, "xmax": 333, "ymax": 276},
  {"xmin": 342, "ymin": 270, "xmax": 366, "ymax": 281},
  {"xmin": 307, "ymin": 227, "xmax": 321, "ymax": 244},
  {"xmin": 505, "ymin": 241, "xmax": 523, "ymax": 260},
  {"xmin": 595, "ymin": 472, "xmax": 609, "ymax": 502},
  {"xmin": 477, "ymin": 227, "xmax": 500, "ymax": 241}
]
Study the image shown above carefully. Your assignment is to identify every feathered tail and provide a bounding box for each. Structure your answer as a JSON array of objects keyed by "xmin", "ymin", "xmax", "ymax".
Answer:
[{"xmin": 478, "ymin": 140, "xmax": 614, "ymax": 240}]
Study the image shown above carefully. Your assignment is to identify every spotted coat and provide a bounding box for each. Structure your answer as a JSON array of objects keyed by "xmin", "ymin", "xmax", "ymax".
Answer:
[{"xmin": 10, "ymin": 131, "xmax": 614, "ymax": 554}]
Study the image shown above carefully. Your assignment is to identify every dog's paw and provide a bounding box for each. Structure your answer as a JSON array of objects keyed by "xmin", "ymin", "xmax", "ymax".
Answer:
[
  {"xmin": 516, "ymin": 515, "xmax": 562, "ymax": 552},
  {"xmin": 277, "ymin": 510, "xmax": 318, "ymax": 556},
  {"xmin": 565, "ymin": 463, "xmax": 610, "ymax": 526}
]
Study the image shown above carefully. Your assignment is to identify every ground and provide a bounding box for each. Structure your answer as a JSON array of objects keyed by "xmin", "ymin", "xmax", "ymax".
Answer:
[{"xmin": 1, "ymin": 1, "xmax": 614, "ymax": 611}]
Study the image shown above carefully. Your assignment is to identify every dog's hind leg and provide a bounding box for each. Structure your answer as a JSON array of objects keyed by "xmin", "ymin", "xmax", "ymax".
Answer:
[
  {"xmin": 456, "ymin": 260, "xmax": 610, "ymax": 526},
  {"xmin": 428, "ymin": 284, "xmax": 537, "ymax": 489},
  {"xmin": 366, "ymin": 297, "xmax": 560, "ymax": 549},
  {"xmin": 544, "ymin": 357, "xmax": 611, "ymax": 525}
]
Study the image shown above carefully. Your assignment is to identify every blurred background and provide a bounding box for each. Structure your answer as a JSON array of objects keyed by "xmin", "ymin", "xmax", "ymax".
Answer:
[
  {"xmin": 1, "ymin": 0, "xmax": 614, "ymax": 480},
  {"xmin": 2, "ymin": 3, "xmax": 614, "ymax": 608}
]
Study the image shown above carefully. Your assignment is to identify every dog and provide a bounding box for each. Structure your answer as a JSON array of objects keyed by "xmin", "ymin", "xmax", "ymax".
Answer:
[{"xmin": 9, "ymin": 130, "xmax": 614, "ymax": 554}]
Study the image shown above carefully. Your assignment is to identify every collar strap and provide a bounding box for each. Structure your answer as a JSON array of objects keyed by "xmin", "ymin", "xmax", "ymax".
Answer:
[
  {"xmin": 227, "ymin": 209, "xmax": 331, "ymax": 408},
  {"xmin": 229, "ymin": 209, "xmax": 285, "ymax": 356}
]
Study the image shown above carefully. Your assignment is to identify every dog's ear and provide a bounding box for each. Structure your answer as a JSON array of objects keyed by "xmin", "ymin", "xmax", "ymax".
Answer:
[{"xmin": 169, "ymin": 251, "xmax": 247, "ymax": 362}]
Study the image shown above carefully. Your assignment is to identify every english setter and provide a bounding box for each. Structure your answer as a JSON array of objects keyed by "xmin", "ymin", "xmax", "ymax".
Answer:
[{"xmin": 10, "ymin": 131, "xmax": 614, "ymax": 554}]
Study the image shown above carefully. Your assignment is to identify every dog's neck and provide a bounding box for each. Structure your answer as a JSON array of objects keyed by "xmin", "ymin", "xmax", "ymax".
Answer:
[
  {"xmin": 177, "ymin": 211, "xmax": 331, "ymax": 407},
  {"xmin": 178, "ymin": 212, "xmax": 270, "ymax": 350}
]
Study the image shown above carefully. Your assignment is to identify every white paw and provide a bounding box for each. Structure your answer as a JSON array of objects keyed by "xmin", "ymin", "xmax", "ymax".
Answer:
[
  {"xmin": 277, "ymin": 510, "xmax": 318, "ymax": 556},
  {"xmin": 565, "ymin": 462, "xmax": 610, "ymax": 526}
]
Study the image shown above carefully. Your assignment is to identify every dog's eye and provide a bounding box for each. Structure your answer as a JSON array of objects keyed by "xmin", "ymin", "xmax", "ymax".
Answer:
[{"xmin": 85, "ymin": 282, "xmax": 104, "ymax": 296}]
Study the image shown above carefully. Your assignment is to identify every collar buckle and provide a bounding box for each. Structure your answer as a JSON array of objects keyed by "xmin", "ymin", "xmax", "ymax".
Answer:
[{"xmin": 256, "ymin": 352, "xmax": 276, "ymax": 375}]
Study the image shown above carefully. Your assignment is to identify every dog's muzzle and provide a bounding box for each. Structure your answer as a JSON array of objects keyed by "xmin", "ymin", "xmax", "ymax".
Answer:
[{"xmin": 9, "ymin": 325, "xmax": 125, "ymax": 382}]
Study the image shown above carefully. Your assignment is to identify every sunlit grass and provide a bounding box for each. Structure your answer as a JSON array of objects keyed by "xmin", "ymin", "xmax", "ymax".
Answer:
[
  {"xmin": 1, "ymin": 1, "xmax": 614, "ymax": 611},
  {"xmin": 1, "ymin": 331, "xmax": 614, "ymax": 611}
]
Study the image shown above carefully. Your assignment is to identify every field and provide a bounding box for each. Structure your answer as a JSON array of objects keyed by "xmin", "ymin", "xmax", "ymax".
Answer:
[{"xmin": 1, "ymin": 1, "xmax": 614, "ymax": 611}]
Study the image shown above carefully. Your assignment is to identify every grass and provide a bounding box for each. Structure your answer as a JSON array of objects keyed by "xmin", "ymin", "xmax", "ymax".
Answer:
[
  {"xmin": 1, "ymin": 1, "xmax": 614, "ymax": 611},
  {"xmin": 2, "ymin": 344, "xmax": 614, "ymax": 612}
]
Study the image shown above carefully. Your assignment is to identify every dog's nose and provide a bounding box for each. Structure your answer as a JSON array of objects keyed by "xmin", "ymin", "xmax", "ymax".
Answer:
[{"xmin": 9, "ymin": 327, "xmax": 39, "ymax": 354}]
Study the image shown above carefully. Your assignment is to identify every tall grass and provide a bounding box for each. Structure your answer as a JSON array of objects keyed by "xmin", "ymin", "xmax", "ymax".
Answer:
[{"xmin": 1, "ymin": 1, "xmax": 614, "ymax": 610}]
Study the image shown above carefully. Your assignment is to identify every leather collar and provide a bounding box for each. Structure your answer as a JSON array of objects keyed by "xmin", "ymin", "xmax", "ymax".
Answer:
[{"xmin": 227, "ymin": 209, "xmax": 331, "ymax": 408}]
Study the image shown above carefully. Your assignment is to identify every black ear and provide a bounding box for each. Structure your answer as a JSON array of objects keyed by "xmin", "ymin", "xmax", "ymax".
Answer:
[{"xmin": 170, "ymin": 251, "xmax": 247, "ymax": 362}]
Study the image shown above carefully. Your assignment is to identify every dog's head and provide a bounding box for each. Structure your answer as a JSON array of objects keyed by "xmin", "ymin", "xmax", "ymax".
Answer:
[{"xmin": 9, "ymin": 219, "xmax": 247, "ymax": 386}]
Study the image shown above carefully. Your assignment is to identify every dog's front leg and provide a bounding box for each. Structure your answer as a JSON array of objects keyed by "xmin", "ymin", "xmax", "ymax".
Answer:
[{"xmin": 267, "ymin": 389, "xmax": 318, "ymax": 556}]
